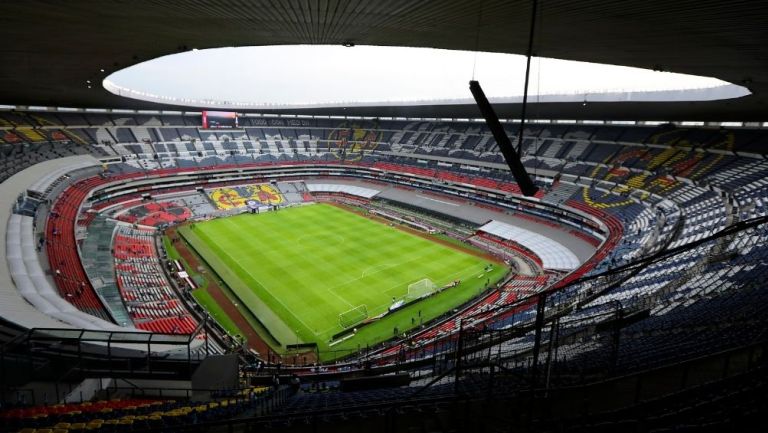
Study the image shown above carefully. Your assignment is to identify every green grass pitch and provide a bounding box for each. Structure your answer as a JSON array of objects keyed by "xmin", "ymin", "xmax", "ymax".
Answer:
[{"xmin": 180, "ymin": 203, "xmax": 507, "ymax": 359}]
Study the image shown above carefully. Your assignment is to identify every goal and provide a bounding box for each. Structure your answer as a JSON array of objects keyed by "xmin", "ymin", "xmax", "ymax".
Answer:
[
  {"xmin": 406, "ymin": 278, "xmax": 437, "ymax": 301},
  {"xmin": 339, "ymin": 304, "xmax": 368, "ymax": 328}
]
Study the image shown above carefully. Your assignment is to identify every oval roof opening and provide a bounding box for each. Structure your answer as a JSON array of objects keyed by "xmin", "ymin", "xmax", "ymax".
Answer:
[{"xmin": 104, "ymin": 45, "xmax": 749, "ymax": 110}]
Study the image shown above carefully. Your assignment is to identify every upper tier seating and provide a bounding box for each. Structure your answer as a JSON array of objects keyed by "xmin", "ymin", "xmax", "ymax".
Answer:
[{"xmin": 46, "ymin": 178, "xmax": 113, "ymax": 321}]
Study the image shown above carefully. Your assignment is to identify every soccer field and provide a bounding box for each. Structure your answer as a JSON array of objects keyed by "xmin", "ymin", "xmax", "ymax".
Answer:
[{"xmin": 180, "ymin": 203, "xmax": 507, "ymax": 358}]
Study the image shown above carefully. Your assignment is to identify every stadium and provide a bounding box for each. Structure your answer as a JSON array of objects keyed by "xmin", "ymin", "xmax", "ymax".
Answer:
[{"xmin": 1, "ymin": 1, "xmax": 767, "ymax": 432}]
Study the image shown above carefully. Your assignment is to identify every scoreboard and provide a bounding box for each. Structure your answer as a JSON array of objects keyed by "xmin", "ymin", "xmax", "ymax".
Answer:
[{"xmin": 202, "ymin": 111, "xmax": 238, "ymax": 129}]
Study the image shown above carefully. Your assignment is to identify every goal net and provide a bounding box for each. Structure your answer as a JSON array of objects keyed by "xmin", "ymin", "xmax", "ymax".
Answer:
[
  {"xmin": 339, "ymin": 304, "xmax": 368, "ymax": 328},
  {"xmin": 406, "ymin": 278, "xmax": 437, "ymax": 301}
]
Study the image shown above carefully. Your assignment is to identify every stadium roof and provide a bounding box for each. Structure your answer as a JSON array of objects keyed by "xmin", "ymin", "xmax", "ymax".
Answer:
[{"xmin": 2, "ymin": 0, "xmax": 766, "ymax": 121}]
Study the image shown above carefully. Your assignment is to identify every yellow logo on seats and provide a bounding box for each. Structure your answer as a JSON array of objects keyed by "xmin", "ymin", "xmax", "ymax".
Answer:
[
  {"xmin": 209, "ymin": 184, "xmax": 284, "ymax": 210},
  {"xmin": 328, "ymin": 122, "xmax": 381, "ymax": 161}
]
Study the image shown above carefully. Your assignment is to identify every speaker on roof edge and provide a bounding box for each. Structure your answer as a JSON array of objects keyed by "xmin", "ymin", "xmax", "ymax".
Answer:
[{"xmin": 469, "ymin": 80, "xmax": 538, "ymax": 197}]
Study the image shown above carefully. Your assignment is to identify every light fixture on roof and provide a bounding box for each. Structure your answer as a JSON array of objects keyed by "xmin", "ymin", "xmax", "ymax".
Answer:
[
  {"xmin": 86, "ymin": 80, "xmax": 91, "ymax": 84},
  {"xmin": 100, "ymin": 68, "xmax": 105, "ymax": 72}
]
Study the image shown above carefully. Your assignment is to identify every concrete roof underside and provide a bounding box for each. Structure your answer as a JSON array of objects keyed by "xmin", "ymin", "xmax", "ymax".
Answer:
[{"xmin": 1, "ymin": 0, "xmax": 766, "ymax": 121}]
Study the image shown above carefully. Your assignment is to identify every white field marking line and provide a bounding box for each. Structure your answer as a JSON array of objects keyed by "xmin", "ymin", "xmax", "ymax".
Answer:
[
  {"xmin": 316, "ymin": 260, "xmax": 421, "ymax": 327},
  {"xmin": 317, "ymin": 273, "xmax": 422, "ymax": 335},
  {"xmin": 225, "ymin": 217, "xmax": 367, "ymax": 332},
  {"xmin": 292, "ymin": 232, "xmax": 353, "ymax": 307},
  {"xmin": 324, "ymin": 254, "xmax": 428, "ymax": 299},
  {"xmin": 380, "ymin": 261, "xmax": 487, "ymax": 300},
  {"xmin": 316, "ymin": 262, "xmax": 490, "ymax": 336},
  {"xmin": 217, "ymin": 219, "xmax": 317, "ymax": 335},
  {"xmin": 368, "ymin": 262, "xmax": 488, "ymax": 315},
  {"xmin": 325, "ymin": 285, "xmax": 355, "ymax": 309},
  {"xmin": 361, "ymin": 262, "xmax": 400, "ymax": 278}
]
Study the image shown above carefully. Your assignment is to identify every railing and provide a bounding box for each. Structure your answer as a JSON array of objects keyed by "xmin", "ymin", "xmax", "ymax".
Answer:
[
  {"xmin": 0, "ymin": 326, "xmax": 212, "ymax": 403},
  {"xmin": 122, "ymin": 339, "xmax": 768, "ymax": 433}
]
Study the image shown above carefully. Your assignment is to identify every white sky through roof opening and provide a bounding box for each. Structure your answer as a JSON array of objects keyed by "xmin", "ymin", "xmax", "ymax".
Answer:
[{"xmin": 104, "ymin": 45, "xmax": 746, "ymax": 108}]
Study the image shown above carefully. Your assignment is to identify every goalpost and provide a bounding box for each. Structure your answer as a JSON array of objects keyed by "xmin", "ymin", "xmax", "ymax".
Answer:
[
  {"xmin": 339, "ymin": 304, "xmax": 368, "ymax": 328},
  {"xmin": 406, "ymin": 278, "xmax": 437, "ymax": 301}
]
